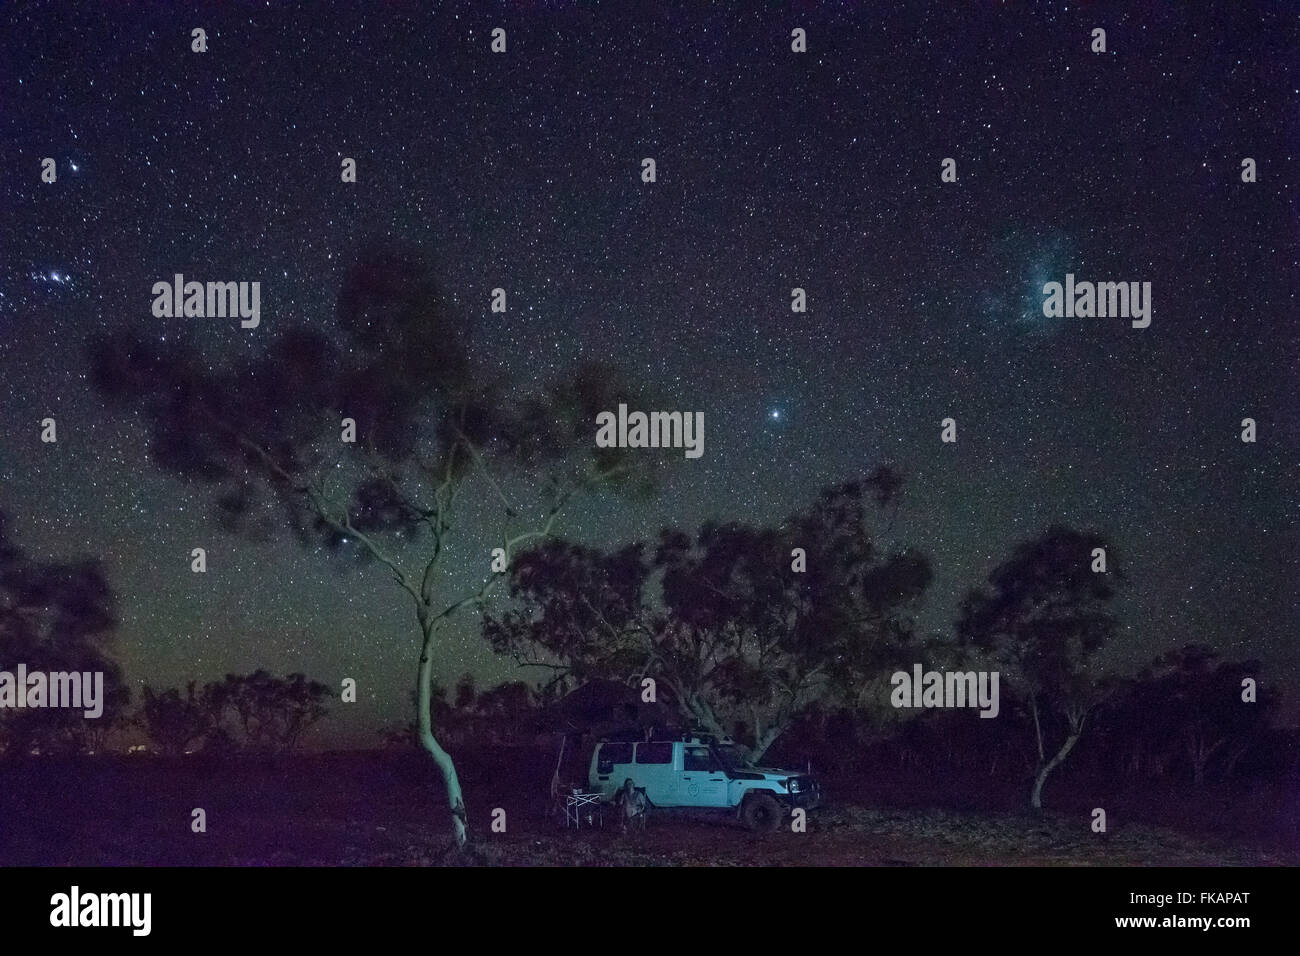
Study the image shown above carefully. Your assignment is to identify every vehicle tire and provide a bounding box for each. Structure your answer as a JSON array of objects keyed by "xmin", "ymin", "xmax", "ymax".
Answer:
[{"xmin": 741, "ymin": 792, "xmax": 783, "ymax": 832}]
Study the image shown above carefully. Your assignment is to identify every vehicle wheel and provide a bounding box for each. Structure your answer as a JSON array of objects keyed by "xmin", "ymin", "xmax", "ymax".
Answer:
[{"xmin": 741, "ymin": 793, "xmax": 783, "ymax": 832}]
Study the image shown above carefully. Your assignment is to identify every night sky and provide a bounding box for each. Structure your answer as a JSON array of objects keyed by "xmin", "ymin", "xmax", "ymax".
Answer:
[{"xmin": 2, "ymin": 1, "xmax": 1296, "ymax": 747}]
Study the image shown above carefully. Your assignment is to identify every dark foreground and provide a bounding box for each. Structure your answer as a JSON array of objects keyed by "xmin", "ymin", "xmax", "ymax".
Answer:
[{"xmin": 0, "ymin": 748, "xmax": 1294, "ymax": 866}]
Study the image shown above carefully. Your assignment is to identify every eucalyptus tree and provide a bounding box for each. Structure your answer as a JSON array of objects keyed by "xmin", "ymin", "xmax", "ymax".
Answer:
[{"xmin": 92, "ymin": 246, "xmax": 660, "ymax": 847}]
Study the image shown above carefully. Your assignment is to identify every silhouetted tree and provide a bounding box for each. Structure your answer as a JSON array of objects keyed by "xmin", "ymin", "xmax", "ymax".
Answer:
[
  {"xmin": 488, "ymin": 476, "xmax": 931, "ymax": 761},
  {"xmin": 137, "ymin": 672, "xmax": 331, "ymax": 755},
  {"xmin": 0, "ymin": 510, "xmax": 130, "ymax": 756},
  {"xmin": 379, "ymin": 678, "xmax": 546, "ymax": 747},
  {"xmin": 453, "ymin": 673, "xmax": 477, "ymax": 711},
  {"xmin": 136, "ymin": 681, "xmax": 220, "ymax": 756},
  {"xmin": 1116, "ymin": 645, "xmax": 1278, "ymax": 786},
  {"xmin": 210, "ymin": 670, "xmax": 333, "ymax": 753},
  {"xmin": 91, "ymin": 246, "xmax": 661, "ymax": 848},
  {"xmin": 958, "ymin": 525, "xmax": 1121, "ymax": 809}
]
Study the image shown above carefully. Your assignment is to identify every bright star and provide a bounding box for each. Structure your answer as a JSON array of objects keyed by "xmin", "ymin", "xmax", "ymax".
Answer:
[
  {"xmin": 770, "ymin": 410, "xmax": 781, "ymax": 420},
  {"xmin": 70, "ymin": 163, "xmax": 79, "ymax": 172}
]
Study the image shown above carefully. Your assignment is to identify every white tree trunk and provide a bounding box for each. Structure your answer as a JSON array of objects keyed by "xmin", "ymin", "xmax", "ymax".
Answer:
[
  {"xmin": 748, "ymin": 723, "xmax": 786, "ymax": 765},
  {"xmin": 1030, "ymin": 732, "xmax": 1080, "ymax": 809},
  {"xmin": 417, "ymin": 624, "xmax": 468, "ymax": 849},
  {"xmin": 683, "ymin": 695, "xmax": 729, "ymax": 741}
]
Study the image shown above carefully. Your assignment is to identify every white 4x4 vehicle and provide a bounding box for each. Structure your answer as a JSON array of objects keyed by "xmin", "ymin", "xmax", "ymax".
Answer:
[{"xmin": 588, "ymin": 735, "xmax": 821, "ymax": 831}]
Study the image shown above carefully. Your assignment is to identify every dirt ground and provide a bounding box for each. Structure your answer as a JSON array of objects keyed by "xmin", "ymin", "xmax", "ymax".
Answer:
[{"xmin": 0, "ymin": 749, "xmax": 1293, "ymax": 866}]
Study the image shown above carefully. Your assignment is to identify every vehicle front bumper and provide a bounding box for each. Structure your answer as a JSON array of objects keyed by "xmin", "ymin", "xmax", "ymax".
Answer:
[{"xmin": 787, "ymin": 780, "xmax": 823, "ymax": 810}]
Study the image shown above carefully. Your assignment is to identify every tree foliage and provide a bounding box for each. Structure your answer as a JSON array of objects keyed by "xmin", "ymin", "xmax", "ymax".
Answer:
[
  {"xmin": 91, "ymin": 244, "xmax": 664, "ymax": 846},
  {"xmin": 487, "ymin": 475, "xmax": 931, "ymax": 759},
  {"xmin": 137, "ymin": 670, "xmax": 332, "ymax": 755},
  {"xmin": 0, "ymin": 510, "xmax": 130, "ymax": 756},
  {"xmin": 958, "ymin": 525, "xmax": 1121, "ymax": 808}
]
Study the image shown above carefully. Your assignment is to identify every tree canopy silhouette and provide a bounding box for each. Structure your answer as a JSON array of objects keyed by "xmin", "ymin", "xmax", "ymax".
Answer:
[
  {"xmin": 0, "ymin": 510, "xmax": 129, "ymax": 756},
  {"xmin": 487, "ymin": 475, "xmax": 931, "ymax": 761},
  {"xmin": 958, "ymin": 525, "xmax": 1122, "ymax": 809},
  {"xmin": 90, "ymin": 244, "xmax": 665, "ymax": 847}
]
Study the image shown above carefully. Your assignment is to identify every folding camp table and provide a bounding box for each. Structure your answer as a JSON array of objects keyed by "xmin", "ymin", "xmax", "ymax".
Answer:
[{"xmin": 564, "ymin": 790, "xmax": 604, "ymax": 829}]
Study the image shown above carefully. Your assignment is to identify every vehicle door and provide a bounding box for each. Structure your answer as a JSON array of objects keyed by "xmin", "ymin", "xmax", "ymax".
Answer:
[
  {"xmin": 632, "ymin": 741, "xmax": 677, "ymax": 805},
  {"xmin": 591, "ymin": 742, "xmax": 634, "ymax": 799},
  {"xmin": 678, "ymin": 744, "xmax": 730, "ymax": 807}
]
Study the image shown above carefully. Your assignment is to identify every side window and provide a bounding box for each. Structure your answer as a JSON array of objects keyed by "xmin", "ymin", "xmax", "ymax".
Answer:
[
  {"xmin": 597, "ymin": 743, "xmax": 633, "ymax": 775},
  {"xmin": 683, "ymin": 746, "xmax": 713, "ymax": 772},
  {"xmin": 634, "ymin": 741, "xmax": 673, "ymax": 765}
]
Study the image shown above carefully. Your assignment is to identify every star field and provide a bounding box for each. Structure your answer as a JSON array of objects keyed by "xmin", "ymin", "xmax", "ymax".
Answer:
[{"xmin": 1, "ymin": 1, "xmax": 1296, "ymax": 745}]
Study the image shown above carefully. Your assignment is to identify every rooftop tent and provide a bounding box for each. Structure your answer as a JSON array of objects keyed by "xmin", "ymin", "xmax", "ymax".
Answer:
[
  {"xmin": 537, "ymin": 679, "xmax": 680, "ymax": 800},
  {"xmin": 535, "ymin": 677, "xmax": 678, "ymax": 737}
]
